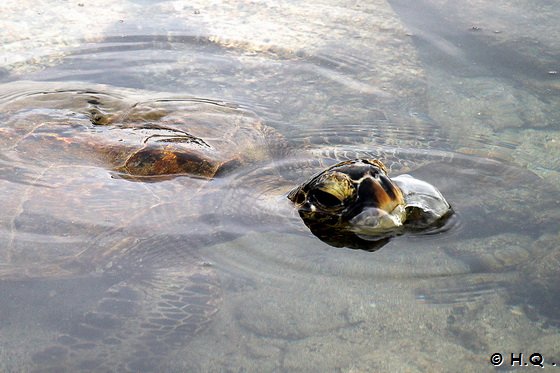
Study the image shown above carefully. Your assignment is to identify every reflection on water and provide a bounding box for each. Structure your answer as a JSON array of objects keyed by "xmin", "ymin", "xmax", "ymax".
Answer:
[{"xmin": 0, "ymin": 0, "xmax": 559, "ymax": 371}]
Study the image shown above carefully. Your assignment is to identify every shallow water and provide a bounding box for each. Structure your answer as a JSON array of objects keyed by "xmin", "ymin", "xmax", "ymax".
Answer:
[{"xmin": 1, "ymin": 0, "xmax": 559, "ymax": 371}]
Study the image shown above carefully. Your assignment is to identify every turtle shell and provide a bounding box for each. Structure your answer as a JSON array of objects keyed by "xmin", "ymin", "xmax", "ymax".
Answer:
[{"xmin": 0, "ymin": 87, "xmax": 286, "ymax": 181}]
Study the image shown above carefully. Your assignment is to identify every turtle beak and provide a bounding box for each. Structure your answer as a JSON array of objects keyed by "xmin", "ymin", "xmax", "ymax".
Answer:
[
  {"xmin": 348, "ymin": 205, "xmax": 406, "ymax": 233},
  {"xmin": 344, "ymin": 174, "xmax": 406, "ymax": 232}
]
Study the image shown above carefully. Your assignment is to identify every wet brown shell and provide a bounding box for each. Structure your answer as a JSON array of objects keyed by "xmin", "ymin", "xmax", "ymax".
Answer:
[{"xmin": 0, "ymin": 91, "xmax": 286, "ymax": 180}]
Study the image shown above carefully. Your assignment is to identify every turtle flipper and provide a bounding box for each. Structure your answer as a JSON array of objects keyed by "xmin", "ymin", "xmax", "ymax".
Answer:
[{"xmin": 30, "ymin": 263, "xmax": 220, "ymax": 372}]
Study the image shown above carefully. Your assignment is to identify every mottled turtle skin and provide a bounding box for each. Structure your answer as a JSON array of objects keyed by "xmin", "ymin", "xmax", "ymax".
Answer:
[{"xmin": 0, "ymin": 85, "xmax": 451, "ymax": 370}]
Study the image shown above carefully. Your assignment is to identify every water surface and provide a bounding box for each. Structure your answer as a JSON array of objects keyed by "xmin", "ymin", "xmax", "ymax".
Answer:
[{"xmin": 0, "ymin": 0, "xmax": 559, "ymax": 371}]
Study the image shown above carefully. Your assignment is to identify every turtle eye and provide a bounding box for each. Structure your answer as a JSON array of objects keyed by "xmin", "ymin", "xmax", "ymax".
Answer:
[
  {"xmin": 292, "ymin": 191, "xmax": 306, "ymax": 205},
  {"xmin": 311, "ymin": 190, "xmax": 343, "ymax": 209}
]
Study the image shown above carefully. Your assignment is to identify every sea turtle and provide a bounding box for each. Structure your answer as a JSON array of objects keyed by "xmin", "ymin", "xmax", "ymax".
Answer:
[
  {"xmin": 287, "ymin": 158, "xmax": 452, "ymax": 251},
  {"xmin": 0, "ymin": 83, "xmax": 451, "ymax": 371},
  {"xmin": 0, "ymin": 87, "xmax": 270, "ymax": 372}
]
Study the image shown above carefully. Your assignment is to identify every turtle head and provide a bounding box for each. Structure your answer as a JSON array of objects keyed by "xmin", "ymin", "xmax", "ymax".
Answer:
[{"xmin": 288, "ymin": 159, "xmax": 407, "ymax": 242}]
